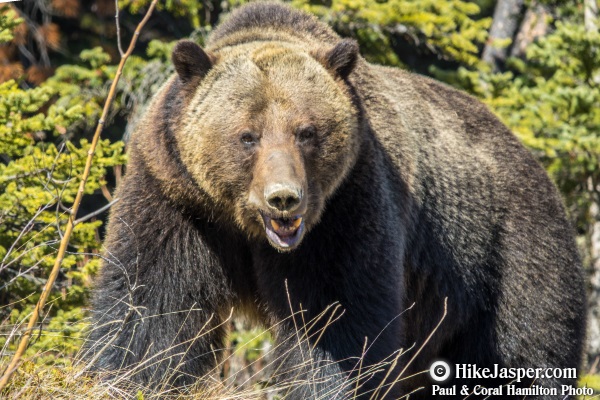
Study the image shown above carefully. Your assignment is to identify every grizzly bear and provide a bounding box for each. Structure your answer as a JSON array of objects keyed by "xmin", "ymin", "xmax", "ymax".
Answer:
[{"xmin": 86, "ymin": 2, "xmax": 586, "ymax": 399}]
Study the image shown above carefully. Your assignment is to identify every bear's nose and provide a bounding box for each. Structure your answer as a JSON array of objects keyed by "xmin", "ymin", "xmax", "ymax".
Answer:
[{"xmin": 265, "ymin": 184, "xmax": 302, "ymax": 212}]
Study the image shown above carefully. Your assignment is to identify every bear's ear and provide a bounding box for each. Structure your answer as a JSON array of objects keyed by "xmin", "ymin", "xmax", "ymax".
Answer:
[
  {"xmin": 172, "ymin": 40, "xmax": 214, "ymax": 84},
  {"xmin": 314, "ymin": 39, "xmax": 359, "ymax": 80}
]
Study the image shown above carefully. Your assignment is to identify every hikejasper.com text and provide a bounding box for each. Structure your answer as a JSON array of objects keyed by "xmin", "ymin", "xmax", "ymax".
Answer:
[{"xmin": 455, "ymin": 363, "xmax": 577, "ymax": 383}]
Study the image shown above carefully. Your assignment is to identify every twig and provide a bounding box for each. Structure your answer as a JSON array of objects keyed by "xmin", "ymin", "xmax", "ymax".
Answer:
[
  {"xmin": 100, "ymin": 183, "xmax": 113, "ymax": 202},
  {"xmin": 73, "ymin": 198, "xmax": 120, "ymax": 225},
  {"xmin": 0, "ymin": 203, "xmax": 50, "ymax": 269},
  {"xmin": 0, "ymin": 0, "xmax": 159, "ymax": 390},
  {"xmin": 0, "ymin": 168, "xmax": 47, "ymax": 182},
  {"xmin": 115, "ymin": 0, "xmax": 124, "ymax": 57}
]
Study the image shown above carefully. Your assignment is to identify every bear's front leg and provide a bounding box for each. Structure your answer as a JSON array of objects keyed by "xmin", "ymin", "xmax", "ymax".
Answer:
[{"xmin": 84, "ymin": 177, "xmax": 237, "ymax": 391}]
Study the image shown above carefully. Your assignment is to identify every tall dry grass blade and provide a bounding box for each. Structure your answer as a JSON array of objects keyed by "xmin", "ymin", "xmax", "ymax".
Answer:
[{"xmin": 375, "ymin": 297, "xmax": 448, "ymax": 400}]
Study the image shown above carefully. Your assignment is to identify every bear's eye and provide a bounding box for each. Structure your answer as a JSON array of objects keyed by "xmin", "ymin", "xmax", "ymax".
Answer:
[
  {"xmin": 240, "ymin": 131, "xmax": 258, "ymax": 146},
  {"xmin": 297, "ymin": 126, "xmax": 316, "ymax": 143}
]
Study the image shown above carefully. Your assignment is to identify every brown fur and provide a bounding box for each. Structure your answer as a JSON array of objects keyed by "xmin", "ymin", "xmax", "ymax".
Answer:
[{"xmin": 86, "ymin": 3, "xmax": 586, "ymax": 399}]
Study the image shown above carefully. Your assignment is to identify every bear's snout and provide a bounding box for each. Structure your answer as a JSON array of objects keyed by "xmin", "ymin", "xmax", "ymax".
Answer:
[
  {"xmin": 247, "ymin": 147, "xmax": 309, "ymax": 250},
  {"xmin": 250, "ymin": 148, "xmax": 307, "ymax": 215},
  {"xmin": 264, "ymin": 183, "xmax": 302, "ymax": 212}
]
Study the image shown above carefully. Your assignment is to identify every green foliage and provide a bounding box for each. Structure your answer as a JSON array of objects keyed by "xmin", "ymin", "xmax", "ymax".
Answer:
[
  {"xmin": 228, "ymin": 326, "xmax": 272, "ymax": 363},
  {"xmin": 119, "ymin": 0, "xmax": 206, "ymax": 28},
  {"xmin": 579, "ymin": 373, "xmax": 600, "ymax": 394},
  {"xmin": 0, "ymin": 20, "xmax": 126, "ymax": 360},
  {"xmin": 0, "ymin": 6, "xmax": 21, "ymax": 44},
  {"xmin": 293, "ymin": 0, "xmax": 490, "ymax": 66},
  {"xmin": 43, "ymin": 52, "xmax": 117, "ymax": 130}
]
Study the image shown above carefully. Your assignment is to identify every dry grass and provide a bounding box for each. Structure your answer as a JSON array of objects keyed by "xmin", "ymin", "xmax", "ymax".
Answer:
[
  {"xmin": 0, "ymin": 298, "xmax": 433, "ymax": 400},
  {"xmin": 2, "ymin": 299, "xmax": 600, "ymax": 399}
]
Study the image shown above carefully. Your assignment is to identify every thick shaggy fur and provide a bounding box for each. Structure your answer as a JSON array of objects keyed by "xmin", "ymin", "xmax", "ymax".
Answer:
[{"xmin": 86, "ymin": 3, "xmax": 586, "ymax": 399}]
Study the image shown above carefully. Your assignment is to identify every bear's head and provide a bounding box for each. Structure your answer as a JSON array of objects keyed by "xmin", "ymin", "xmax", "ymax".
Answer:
[{"xmin": 171, "ymin": 39, "xmax": 360, "ymax": 251}]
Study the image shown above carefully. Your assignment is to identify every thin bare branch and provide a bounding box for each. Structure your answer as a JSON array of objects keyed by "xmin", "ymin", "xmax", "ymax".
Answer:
[
  {"xmin": 74, "ymin": 198, "xmax": 120, "ymax": 225},
  {"xmin": 115, "ymin": 0, "xmax": 125, "ymax": 57}
]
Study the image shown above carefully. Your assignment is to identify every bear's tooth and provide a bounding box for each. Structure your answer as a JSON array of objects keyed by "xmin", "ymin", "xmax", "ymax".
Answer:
[
  {"xmin": 291, "ymin": 217, "xmax": 302, "ymax": 229},
  {"xmin": 271, "ymin": 219, "xmax": 281, "ymax": 231}
]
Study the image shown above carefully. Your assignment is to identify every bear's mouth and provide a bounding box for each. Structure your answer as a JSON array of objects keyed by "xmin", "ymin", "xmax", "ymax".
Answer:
[{"xmin": 261, "ymin": 213, "xmax": 305, "ymax": 250}]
